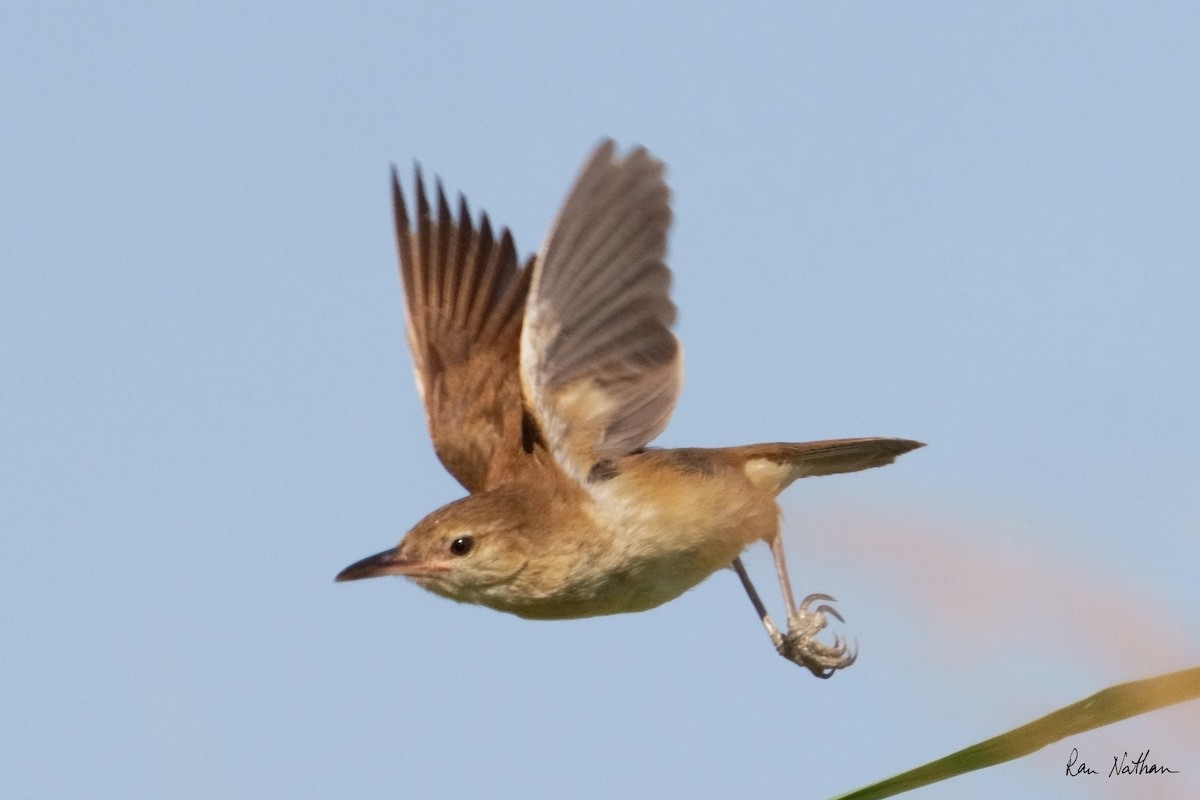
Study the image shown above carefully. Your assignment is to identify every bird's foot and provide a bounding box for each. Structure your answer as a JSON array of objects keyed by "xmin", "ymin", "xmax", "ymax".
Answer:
[{"xmin": 774, "ymin": 593, "xmax": 857, "ymax": 678}]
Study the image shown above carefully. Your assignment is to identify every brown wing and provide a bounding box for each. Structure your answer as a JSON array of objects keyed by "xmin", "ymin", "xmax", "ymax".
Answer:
[
  {"xmin": 520, "ymin": 140, "xmax": 682, "ymax": 485},
  {"xmin": 393, "ymin": 167, "xmax": 532, "ymax": 493}
]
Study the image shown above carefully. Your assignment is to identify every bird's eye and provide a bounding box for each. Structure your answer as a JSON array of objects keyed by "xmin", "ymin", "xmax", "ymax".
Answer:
[{"xmin": 449, "ymin": 536, "xmax": 474, "ymax": 556}]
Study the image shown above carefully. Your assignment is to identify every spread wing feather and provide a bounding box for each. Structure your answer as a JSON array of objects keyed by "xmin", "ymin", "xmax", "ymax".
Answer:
[
  {"xmin": 520, "ymin": 141, "xmax": 682, "ymax": 484},
  {"xmin": 393, "ymin": 167, "xmax": 532, "ymax": 493}
]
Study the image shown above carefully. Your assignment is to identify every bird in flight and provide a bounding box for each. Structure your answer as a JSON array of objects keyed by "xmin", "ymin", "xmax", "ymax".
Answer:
[{"xmin": 336, "ymin": 140, "xmax": 922, "ymax": 677}]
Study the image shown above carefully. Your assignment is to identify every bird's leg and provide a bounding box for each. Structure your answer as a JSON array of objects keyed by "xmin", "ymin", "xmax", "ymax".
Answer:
[
  {"xmin": 731, "ymin": 557, "xmax": 785, "ymax": 649},
  {"xmin": 767, "ymin": 536, "xmax": 857, "ymax": 678},
  {"xmin": 732, "ymin": 548, "xmax": 857, "ymax": 677}
]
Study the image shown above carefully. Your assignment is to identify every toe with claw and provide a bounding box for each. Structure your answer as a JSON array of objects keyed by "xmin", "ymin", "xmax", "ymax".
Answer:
[
  {"xmin": 731, "ymin": 557, "xmax": 859, "ymax": 678},
  {"xmin": 776, "ymin": 593, "xmax": 858, "ymax": 678}
]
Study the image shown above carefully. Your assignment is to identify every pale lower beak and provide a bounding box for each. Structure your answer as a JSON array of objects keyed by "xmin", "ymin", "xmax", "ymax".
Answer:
[{"xmin": 335, "ymin": 547, "xmax": 448, "ymax": 582}]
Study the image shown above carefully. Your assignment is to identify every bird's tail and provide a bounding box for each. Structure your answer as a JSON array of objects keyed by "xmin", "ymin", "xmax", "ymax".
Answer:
[{"xmin": 735, "ymin": 438, "xmax": 924, "ymax": 495}]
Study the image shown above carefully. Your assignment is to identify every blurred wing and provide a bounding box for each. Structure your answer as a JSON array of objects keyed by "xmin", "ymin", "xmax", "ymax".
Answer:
[
  {"xmin": 520, "ymin": 140, "xmax": 682, "ymax": 484},
  {"xmin": 394, "ymin": 167, "xmax": 532, "ymax": 493}
]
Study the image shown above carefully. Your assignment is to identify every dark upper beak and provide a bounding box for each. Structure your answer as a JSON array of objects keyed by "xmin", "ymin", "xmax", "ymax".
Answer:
[{"xmin": 335, "ymin": 547, "xmax": 447, "ymax": 582}]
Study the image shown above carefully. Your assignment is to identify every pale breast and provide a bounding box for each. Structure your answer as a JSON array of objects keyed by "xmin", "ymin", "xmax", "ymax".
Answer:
[
  {"xmin": 476, "ymin": 451, "xmax": 780, "ymax": 620},
  {"xmin": 574, "ymin": 456, "xmax": 779, "ymax": 613}
]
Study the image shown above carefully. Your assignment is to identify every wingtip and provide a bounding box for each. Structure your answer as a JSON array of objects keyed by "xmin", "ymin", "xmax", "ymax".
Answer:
[
  {"xmin": 413, "ymin": 162, "xmax": 426, "ymax": 201},
  {"xmin": 390, "ymin": 164, "xmax": 404, "ymax": 207},
  {"xmin": 587, "ymin": 137, "xmax": 664, "ymax": 175}
]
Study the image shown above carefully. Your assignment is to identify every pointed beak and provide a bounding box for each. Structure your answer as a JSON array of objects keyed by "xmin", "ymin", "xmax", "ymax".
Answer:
[{"xmin": 335, "ymin": 547, "xmax": 449, "ymax": 582}]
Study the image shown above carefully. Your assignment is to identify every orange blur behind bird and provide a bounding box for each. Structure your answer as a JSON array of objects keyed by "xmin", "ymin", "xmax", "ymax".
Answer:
[{"xmin": 336, "ymin": 140, "xmax": 922, "ymax": 677}]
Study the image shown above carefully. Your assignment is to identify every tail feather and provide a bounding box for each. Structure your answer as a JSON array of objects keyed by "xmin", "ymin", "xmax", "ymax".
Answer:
[{"xmin": 737, "ymin": 437, "xmax": 924, "ymax": 495}]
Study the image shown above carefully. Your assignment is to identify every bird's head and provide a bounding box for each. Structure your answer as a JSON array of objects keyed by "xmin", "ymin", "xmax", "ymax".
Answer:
[{"xmin": 335, "ymin": 491, "xmax": 532, "ymax": 605}]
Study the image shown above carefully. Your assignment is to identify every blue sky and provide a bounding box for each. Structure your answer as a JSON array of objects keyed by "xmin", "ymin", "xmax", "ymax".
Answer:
[{"xmin": 4, "ymin": 3, "xmax": 1198, "ymax": 798}]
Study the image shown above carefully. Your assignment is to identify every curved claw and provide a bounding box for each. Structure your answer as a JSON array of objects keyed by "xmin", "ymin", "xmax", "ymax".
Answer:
[
  {"xmin": 772, "ymin": 592, "xmax": 858, "ymax": 678},
  {"xmin": 813, "ymin": 603, "xmax": 845, "ymax": 624},
  {"xmin": 800, "ymin": 592, "xmax": 836, "ymax": 610}
]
